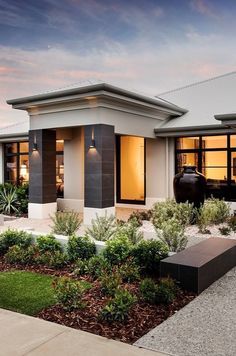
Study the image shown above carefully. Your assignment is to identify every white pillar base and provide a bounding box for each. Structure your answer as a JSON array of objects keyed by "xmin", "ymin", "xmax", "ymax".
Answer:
[
  {"xmin": 83, "ymin": 206, "xmax": 115, "ymax": 225},
  {"xmin": 28, "ymin": 202, "xmax": 57, "ymax": 219}
]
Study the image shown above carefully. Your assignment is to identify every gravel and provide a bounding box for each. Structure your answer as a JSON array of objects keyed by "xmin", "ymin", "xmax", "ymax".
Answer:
[{"xmin": 135, "ymin": 267, "xmax": 236, "ymax": 356}]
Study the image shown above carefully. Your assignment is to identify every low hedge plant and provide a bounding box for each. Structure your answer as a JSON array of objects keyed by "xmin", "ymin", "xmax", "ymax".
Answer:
[
  {"xmin": 67, "ymin": 235, "xmax": 96, "ymax": 262},
  {"xmin": 0, "ymin": 229, "xmax": 32, "ymax": 255}
]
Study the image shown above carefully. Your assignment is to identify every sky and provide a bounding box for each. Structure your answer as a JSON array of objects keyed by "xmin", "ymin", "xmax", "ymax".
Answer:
[{"xmin": 0, "ymin": 0, "xmax": 236, "ymax": 127}]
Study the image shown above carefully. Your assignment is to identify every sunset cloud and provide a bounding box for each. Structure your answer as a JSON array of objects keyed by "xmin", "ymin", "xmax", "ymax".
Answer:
[{"xmin": 0, "ymin": 0, "xmax": 236, "ymax": 127}]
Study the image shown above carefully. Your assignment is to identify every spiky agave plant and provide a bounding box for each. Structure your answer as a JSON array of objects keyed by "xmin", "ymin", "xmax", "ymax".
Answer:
[{"xmin": 0, "ymin": 186, "xmax": 19, "ymax": 215}]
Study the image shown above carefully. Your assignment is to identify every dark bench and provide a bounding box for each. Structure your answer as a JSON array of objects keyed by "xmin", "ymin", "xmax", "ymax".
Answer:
[{"xmin": 160, "ymin": 238, "xmax": 236, "ymax": 294}]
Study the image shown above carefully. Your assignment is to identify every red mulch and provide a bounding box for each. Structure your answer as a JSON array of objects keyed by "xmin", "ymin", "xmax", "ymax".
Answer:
[{"xmin": 0, "ymin": 258, "xmax": 195, "ymax": 343}]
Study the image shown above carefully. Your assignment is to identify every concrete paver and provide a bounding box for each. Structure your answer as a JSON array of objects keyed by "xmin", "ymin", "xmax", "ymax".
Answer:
[{"xmin": 0, "ymin": 309, "xmax": 168, "ymax": 356}]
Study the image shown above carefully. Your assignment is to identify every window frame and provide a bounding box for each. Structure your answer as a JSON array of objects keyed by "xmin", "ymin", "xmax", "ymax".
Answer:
[
  {"xmin": 175, "ymin": 134, "xmax": 236, "ymax": 201},
  {"xmin": 4, "ymin": 141, "xmax": 29, "ymax": 186},
  {"xmin": 116, "ymin": 135, "xmax": 146, "ymax": 205}
]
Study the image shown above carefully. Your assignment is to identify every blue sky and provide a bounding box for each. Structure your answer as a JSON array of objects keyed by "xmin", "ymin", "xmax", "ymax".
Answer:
[{"xmin": 0, "ymin": 0, "xmax": 236, "ymax": 126}]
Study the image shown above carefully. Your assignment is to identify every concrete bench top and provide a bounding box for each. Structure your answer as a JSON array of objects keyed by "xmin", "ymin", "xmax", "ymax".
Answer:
[{"xmin": 162, "ymin": 238, "xmax": 236, "ymax": 268}]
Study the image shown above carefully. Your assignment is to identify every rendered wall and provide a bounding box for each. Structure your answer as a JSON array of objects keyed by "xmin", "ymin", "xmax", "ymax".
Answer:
[
  {"xmin": 29, "ymin": 106, "xmax": 163, "ymax": 139},
  {"xmin": 145, "ymin": 137, "xmax": 167, "ymax": 208},
  {"xmin": 60, "ymin": 127, "xmax": 84, "ymax": 212},
  {"xmin": 0, "ymin": 143, "xmax": 3, "ymax": 184}
]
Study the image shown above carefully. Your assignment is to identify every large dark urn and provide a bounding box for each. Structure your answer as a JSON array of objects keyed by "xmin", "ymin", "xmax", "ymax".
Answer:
[{"xmin": 174, "ymin": 165, "xmax": 206, "ymax": 208}]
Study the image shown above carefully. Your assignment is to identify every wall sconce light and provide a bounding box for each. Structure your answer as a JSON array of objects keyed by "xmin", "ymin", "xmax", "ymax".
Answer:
[
  {"xmin": 89, "ymin": 127, "xmax": 96, "ymax": 148},
  {"xmin": 32, "ymin": 134, "xmax": 38, "ymax": 151}
]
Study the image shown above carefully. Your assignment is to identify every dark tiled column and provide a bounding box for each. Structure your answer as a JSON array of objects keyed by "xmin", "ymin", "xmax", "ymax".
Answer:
[
  {"xmin": 84, "ymin": 124, "xmax": 114, "ymax": 209},
  {"xmin": 29, "ymin": 129, "xmax": 56, "ymax": 204}
]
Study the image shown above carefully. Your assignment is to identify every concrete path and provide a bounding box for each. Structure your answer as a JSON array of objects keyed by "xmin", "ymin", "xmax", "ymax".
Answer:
[
  {"xmin": 135, "ymin": 267, "xmax": 236, "ymax": 356},
  {"xmin": 0, "ymin": 308, "xmax": 168, "ymax": 356}
]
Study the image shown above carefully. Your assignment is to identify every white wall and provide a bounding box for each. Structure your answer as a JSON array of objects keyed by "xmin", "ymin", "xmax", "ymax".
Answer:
[
  {"xmin": 0, "ymin": 143, "xmax": 3, "ymax": 184},
  {"xmin": 60, "ymin": 127, "xmax": 84, "ymax": 212},
  {"xmin": 167, "ymin": 137, "xmax": 175, "ymax": 199},
  {"xmin": 29, "ymin": 106, "xmax": 164, "ymax": 139},
  {"xmin": 145, "ymin": 137, "xmax": 167, "ymax": 208}
]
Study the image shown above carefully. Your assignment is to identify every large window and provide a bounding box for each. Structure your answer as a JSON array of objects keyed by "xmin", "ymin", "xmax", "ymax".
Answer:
[
  {"xmin": 4, "ymin": 140, "xmax": 64, "ymax": 197},
  {"xmin": 116, "ymin": 136, "xmax": 145, "ymax": 204},
  {"xmin": 175, "ymin": 135, "xmax": 236, "ymax": 201},
  {"xmin": 5, "ymin": 142, "xmax": 29, "ymax": 185}
]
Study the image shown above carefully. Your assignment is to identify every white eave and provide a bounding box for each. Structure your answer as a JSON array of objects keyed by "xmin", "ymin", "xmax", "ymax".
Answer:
[{"xmin": 7, "ymin": 82, "xmax": 187, "ymax": 118}]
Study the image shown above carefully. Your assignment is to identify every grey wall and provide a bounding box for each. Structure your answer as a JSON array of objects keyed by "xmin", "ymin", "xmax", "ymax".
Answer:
[
  {"xmin": 84, "ymin": 124, "xmax": 115, "ymax": 209},
  {"xmin": 29, "ymin": 129, "xmax": 56, "ymax": 204}
]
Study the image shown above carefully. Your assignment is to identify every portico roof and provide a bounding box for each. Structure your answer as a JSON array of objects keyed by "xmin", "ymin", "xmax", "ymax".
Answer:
[{"xmin": 7, "ymin": 81, "xmax": 187, "ymax": 118}]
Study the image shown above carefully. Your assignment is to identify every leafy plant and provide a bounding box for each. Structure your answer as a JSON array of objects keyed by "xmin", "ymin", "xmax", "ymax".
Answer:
[
  {"xmin": 140, "ymin": 277, "xmax": 176, "ymax": 305},
  {"xmin": 16, "ymin": 184, "xmax": 29, "ymax": 214},
  {"xmin": 117, "ymin": 219, "xmax": 143, "ymax": 245},
  {"xmin": 118, "ymin": 258, "xmax": 140, "ymax": 283},
  {"xmin": 151, "ymin": 199, "xmax": 194, "ymax": 229},
  {"xmin": 155, "ymin": 278, "xmax": 177, "ymax": 304},
  {"xmin": 228, "ymin": 215, "xmax": 236, "ymax": 232},
  {"xmin": 219, "ymin": 226, "xmax": 231, "ymax": 236},
  {"xmin": 99, "ymin": 288, "xmax": 137, "ymax": 322},
  {"xmin": 140, "ymin": 278, "xmax": 157, "ymax": 304},
  {"xmin": 5, "ymin": 245, "xmax": 37, "ymax": 265},
  {"xmin": 155, "ymin": 218, "xmax": 188, "ymax": 252},
  {"xmin": 100, "ymin": 270, "xmax": 122, "ymax": 296},
  {"xmin": 36, "ymin": 234, "xmax": 62, "ymax": 253},
  {"xmin": 85, "ymin": 255, "xmax": 110, "ymax": 279},
  {"xmin": 0, "ymin": 186, "xmax": 19, "ymax": 215},
  {"xmin": 197, "ymin": 198, "xmax": 230, "ymax": 233},
  {"xmin": 0, "ymin": 229, "xmax": 32, "ymax": 255},
  {"xmin": 47, "ymin": 251, "xmax": 69, "ymax": 269},
  {"xmin": 131, "ymin": 240, "xmax": 168, "ymax": 275},
  {"xmin": 53, "ymin": 277, "xmax": 87, "ymax": 310},
  {"xmin": 128, "ymin": 210, "xmax": 152, "ymax": 226},
  {"xmin": 67, "ymin": 235, "xmax": 96, "ymax": 262},
  {"xmin": 51, "ymin": 211, "xmax": 82, "ymax": 236},
  {"xmin": 103, "ymin": 235, "xmax": 132, "ymax": 265},
  {"xmin": 85, "ymin": 213, "xmax": 117, "ymax": 241}
]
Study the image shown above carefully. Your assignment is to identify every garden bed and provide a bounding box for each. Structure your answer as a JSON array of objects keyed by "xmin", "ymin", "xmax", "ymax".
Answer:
[{"xmin": 0, "ymin": 262, "xmax": 195, "ymax": 344}]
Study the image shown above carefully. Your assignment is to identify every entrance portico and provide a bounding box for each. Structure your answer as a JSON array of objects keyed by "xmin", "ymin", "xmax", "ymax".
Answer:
[{"xmin": 7, "ymin": 82, "xmax": 186, "ymax": 223}]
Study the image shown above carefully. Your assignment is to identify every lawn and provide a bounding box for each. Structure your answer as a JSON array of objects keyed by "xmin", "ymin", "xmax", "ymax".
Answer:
[{"xmin": 0, "ymin": 271, "xmax": 55, "ymax": 315}]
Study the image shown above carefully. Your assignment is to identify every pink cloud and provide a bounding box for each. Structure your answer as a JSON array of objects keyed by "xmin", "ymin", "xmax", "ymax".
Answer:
[{"xmin": 191, "ymin": 0, "xmax": 219, "ymax": 19}]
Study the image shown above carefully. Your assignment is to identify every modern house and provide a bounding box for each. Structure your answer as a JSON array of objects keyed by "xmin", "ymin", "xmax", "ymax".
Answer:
[{"xmin": 1, "ymin": 72, "xmax": 236, "ymax": 223}]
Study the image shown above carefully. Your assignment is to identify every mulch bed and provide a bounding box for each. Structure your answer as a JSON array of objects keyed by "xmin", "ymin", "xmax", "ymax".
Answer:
[{"xmin": 0, "ymin": 258, "xmax": 195, "ymax": 343}]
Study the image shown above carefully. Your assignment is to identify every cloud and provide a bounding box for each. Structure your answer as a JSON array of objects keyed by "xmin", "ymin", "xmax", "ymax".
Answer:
[{"xmin": 190, "ymin": 0, "xmax": 220, "ymax": 19}]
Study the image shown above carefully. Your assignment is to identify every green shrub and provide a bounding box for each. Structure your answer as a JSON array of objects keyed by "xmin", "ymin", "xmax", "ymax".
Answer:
[
  {"xmin": 86, "ymin": 255, "xmax": 110, "ymax": 279},
  {"xmin": 0, "ymin": 229, "xmax": 32, "ymax": 255},
  {"xmin": 118, "ymin": 258, "xmax": 140, "ymax": 283},
  {"xmin": 140, "ymin": 278, "xmax": 157, "ymax": 304},
  {"xmin": 5, "ymin": 245, "xmax": 37, "ymax": 265},
  {"xmin": 219, "ymin": 226, "xmax": 231, "ymax": 236},
  {"xmin": 0, "ymin": 186, "xmax": 19, "ymax": 215},
  {"xmin": 73, "ymin": 259, "xmax": 88, "ymax": 276},
  {"xmin": 51, "ymin": 211, "xmax": 82, "ymax": 236},
  {"xmin": 100, "ymin": 271, "xmax": 122, "ymax": 296},
  {"xmin": 85, "ymin": 213, "xmax": 117, "ymax": 241},
  {"xmin": 47, "ymin": 251, "xmax": 69, "ymax": 269},
  {"xmin": 117, "ymin": 219, "xmax": 143, "ymax": 245},
  {"xmin": 152, "ymin": 199, "xmax": 194, "ymax": 228},
  {"xmin": 16, "ymin": 184, "xmax": 29, "ymax": 214},
  {"xmin": 128, "ymin": 210, "xmax": 152, "ymax": 226},
  {"xmin": 228, "ymin": 215, "xmax": 236, "ymax": 232},
  {"xmin": 53, "ymin": 277, "xmax": 86, "ymax": 310},
  {"xmin": 36, "ymin": 234, "xmax": 62, "ymax": 253},
  {"xmin": 155, "ymin": 218, "xmax": 188, "ymax": 252},
  {"xmin": 67, "ymin": 235, "xmax": 96, "ymax": 262},
  {"xmin": 140, "ymin": 277, "xmax": 176, "ymax": 305},
  {"xmin": 197, "ymin": 198, "xmax": 230, "ymax": 233},
  {"xmin": 99, "ymin": 289, "xmax": 137, "ymax": 322},
  {"xmin": 155, "ymin": 278, "xmax": 177, "ymax": 304},
  {"xmin": 103, "ymin": 235, "xmax": 132, "ymax": 265},
  {"xmin": 131, "ymin": 240, "xmax": 168, "ymax": 275}
]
